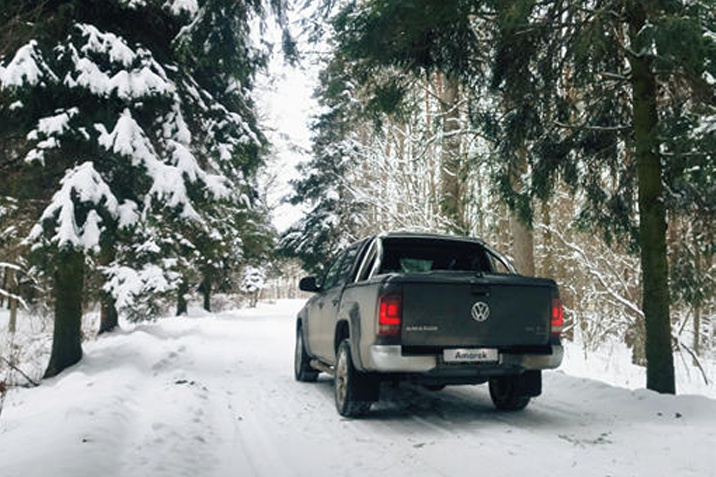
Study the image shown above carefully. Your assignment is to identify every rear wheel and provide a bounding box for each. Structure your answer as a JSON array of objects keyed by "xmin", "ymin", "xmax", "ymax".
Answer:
[
  {"xmin": 334, "ymin": 340, "xmax": 372, "ymax": 417},
  {"xmin": 294, "ymin": 326, "xmax": 318, "ymax": 382},
  {"xmin": 489, "ymin": 375, "xmax": 531, "ymax": 411}
]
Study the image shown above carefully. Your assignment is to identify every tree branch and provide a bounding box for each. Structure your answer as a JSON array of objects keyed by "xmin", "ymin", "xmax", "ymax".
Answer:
[
  {"xmin": 676, "ymin": 340, "xmax": 710, "ymax": 386},
  {"xmin": 1, "ymin": 357, "xmax": 39, "ymax": 387}
]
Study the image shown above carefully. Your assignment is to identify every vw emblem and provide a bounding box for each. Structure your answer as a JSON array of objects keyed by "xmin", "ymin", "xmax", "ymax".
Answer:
[{"xmin": 471, "ymin": 301, "xmax": 490, "ymax": 322}]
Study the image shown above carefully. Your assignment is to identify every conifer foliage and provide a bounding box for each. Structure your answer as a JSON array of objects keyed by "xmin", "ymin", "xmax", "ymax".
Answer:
[
  {"xmin": 0, "ymin": 0, "xmax": 280, "ymax": 377},
  {"xmin": 280, "ymin": 53, "xmax": 369, "ymax": 275},
  {"xmin": 287, "ymin": 0, "xmax": 715, "ymax": 394}
]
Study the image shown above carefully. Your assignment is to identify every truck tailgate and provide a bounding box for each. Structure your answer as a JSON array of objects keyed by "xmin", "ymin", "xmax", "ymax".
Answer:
[{"xmin": 400, "ymin": 276, "xmax": 553, "ymax": 348}]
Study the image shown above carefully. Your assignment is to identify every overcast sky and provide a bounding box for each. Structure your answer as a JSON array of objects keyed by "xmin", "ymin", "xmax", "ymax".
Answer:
[{"xmin": 256, "ymin": 37, "xmax": 319, "ymax": 233}]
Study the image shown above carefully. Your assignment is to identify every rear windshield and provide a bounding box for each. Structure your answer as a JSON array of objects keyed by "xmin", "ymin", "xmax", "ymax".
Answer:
[{"xmin": 378, "ymin": 238, "xmax": 493, "ymax": 274}]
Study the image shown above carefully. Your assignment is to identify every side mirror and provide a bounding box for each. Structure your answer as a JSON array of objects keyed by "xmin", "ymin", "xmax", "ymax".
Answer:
[{"xmin": 299, "ymin": 276, "xmax": 320, "ymax": 293}]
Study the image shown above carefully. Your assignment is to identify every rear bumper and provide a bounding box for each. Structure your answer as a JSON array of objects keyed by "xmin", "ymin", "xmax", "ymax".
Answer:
[{"xmin": 362, "ymin": 345, "xmax": 563, "ymax": 373}]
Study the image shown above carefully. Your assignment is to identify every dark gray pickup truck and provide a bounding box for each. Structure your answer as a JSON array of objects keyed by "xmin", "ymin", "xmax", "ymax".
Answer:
[{"xmin": 294, "ymin": 232, "xmax": 564, "ymax": 417}]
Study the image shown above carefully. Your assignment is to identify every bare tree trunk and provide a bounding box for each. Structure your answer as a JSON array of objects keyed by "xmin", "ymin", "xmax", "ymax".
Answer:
[
  {"xmin": 9, "ymin": 301, "xmax": 17, "ymax": 334},
  {"xmin": 99, "ymin": 296, "xmax": 118, "ymax": 335},
  {"xmin": 438, "ymin": 74, "xmax": 468, "ymax": 235},
  {"xmin": 628, "ymin": 3, "xmax": 675, "ymax": 394},
  {"xmin": 98, "ymin": 243, "xmax": 118, "ymax": 334},
  {"xmin": 7, "ymin": 267, "xmax": 17, "ymax": 334},
  {"xmin": 44, "ymin": 248, "xmax": 84, "ymax": 379},
  {"xmin": 540, "ymin": 202, "xmax": 554, "ymax": 278},
  {"xmin": 693, "ymin": 228, "xmax": 702, "ymax": 357},
  {"xmin": 176, "ymin": 277, "xmax": 188, "ymax": 316},
  {"xmin": 511, "ymin": 216, "xmax": 535, "ymax": 276},
  {"xmin": 509, "ymin": 148, "xmax": 535, "ymax": 276},
  {"xmin": 200, "ymin": 275, "xmax": 212, "ymax": 312},
  {"xmin": 0, "ymin": 267, "xmax": 6, "ymax": 309}
]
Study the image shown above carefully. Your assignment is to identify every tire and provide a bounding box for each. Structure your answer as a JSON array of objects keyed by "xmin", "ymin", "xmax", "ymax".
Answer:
[
  {"xmin": 334, "ymin": 340, "xmax": 372, "ymax": 417},
  {"xmin": 489, "ymin": 375, "xmax": 531, "ymax": 411},
  {"xmin": 294, "ymin": 326, "xmax": 319, "ymax": 382}
]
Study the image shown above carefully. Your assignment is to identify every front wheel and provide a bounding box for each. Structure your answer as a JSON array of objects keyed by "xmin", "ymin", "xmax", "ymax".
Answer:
[
  {"xmin": 334, "ymin": 340, "xmax": 372, "ymax": 417},
  {"xmin": 294, "ymin": 326, "xmax": 318, "ymax": 382},
  {"xmin": 489, "ymin": 375, "xmax": 531, "ymax": 411}
]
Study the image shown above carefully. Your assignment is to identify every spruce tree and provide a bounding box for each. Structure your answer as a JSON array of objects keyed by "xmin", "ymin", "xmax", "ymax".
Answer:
[
  {"xmin": 302, "ymin": 0, "xmax": 715, "ymax": 393},
  {"xmin": 280, "ymin": 53, "xmax": 368, "ymax": 275},
  {"xmin": 492, "ymin": 0, "xmax": 715, "ymax": 393},
  {"xmin": 0, "ymin": 0, "xmax": 282, "ymax": 376}
]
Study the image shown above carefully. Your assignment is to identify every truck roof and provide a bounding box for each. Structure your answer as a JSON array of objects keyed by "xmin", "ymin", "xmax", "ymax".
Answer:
[{"xmin": 376, "ymin": 231, "xmax": 489, "ymax": 246}]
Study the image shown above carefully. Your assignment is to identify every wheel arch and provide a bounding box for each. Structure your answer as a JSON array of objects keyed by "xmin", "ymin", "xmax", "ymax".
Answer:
[
  {"xmin": 296, "ymin": 313, "xmax": 313, "ymax": 358},
  {"xmin": 335, "ymin": 302, "xmax": 365, "ymax": 370},
  {"xmin": 334, "ymin": 319, "xmax": 350, "ymax": 353}
]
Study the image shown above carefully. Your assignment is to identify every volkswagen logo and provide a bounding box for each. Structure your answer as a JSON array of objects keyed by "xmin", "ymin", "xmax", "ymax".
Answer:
[{"xmin": 471, "ymin": 301, "xmax": 490, "ymax": 322}]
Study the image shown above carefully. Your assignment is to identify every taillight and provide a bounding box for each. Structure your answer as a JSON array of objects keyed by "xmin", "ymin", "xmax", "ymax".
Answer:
[
  {"xmin": 378, "ymin": 294, "xmax": 401, "ymax": 336},
  {"xmin": 551, "ymin": 297, "xmax": 564, "ymax": 337}
]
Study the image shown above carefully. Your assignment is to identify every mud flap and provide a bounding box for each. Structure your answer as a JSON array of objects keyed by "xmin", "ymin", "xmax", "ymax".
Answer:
[
  {"xmin": 353, "ymin": 373, "xmax": 380, "ymax": 401},
  {"xmin": 515, "ymin": 370, "xmax": 542, "ymax": 397}
]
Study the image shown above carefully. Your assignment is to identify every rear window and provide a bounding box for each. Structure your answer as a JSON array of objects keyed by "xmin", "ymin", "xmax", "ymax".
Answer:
[{"xmin": 378, "ymin": 238, "xmax": 493, "ymax": 274}]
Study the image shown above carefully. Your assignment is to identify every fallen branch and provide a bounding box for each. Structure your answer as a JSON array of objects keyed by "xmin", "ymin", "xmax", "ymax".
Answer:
[
  {"xmin": 1, "ymin": 357, "xmax": 40, "ymax": 388},
  {"xmin": 676, "ymin": 340, "xmax": 710, "ymax": 386}
]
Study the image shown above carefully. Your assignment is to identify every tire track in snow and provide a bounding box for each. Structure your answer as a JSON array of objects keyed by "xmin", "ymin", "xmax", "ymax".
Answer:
[
  {"xmin": 200, "ymin": 311, "xmax": 456, "ymax": 477},
  {"xmin": 107, "ymin": 305, "xmax": 716, "ymax": 476}
]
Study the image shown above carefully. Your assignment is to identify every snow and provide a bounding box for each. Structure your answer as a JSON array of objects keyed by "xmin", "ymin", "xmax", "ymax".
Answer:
[
  {"xmin": 163, "ymin": 0, "xmax": 198, "ymax": 16},
  {"xmin": 28, "ymin": 162, "xmax": 119, "ymax": 250},
  {"xmin": 97, "ymin": 109, "xmax": 157, "ymax": 164},
  {"xmin": 120, "ymin": 0, "xmax": 148, "ymax": 9},
  {"xmin": 27, "ymin": 108, "xmax": 78, "ymax": 141},
  {"xmin": 78, "ymin": 24, "xmax": 136, "ymax": 67},
  {"xmin": 25, "ymin": 109, "xmax": 80, "ymax": 164},
  {"xmin": 694, "ymin": 113, "xmax": 716, "ymax": 137},
  {"xmin": 103, "ymin": 264, "xmax": 176, "ymax": 315},
  {"xmin": 240, "ymin": 266, "xmax": 266, "ymax": 294},
  {"xmin": 1, "ymin": 300, "xmax": 714, "ymax": 477},
  {"xmin": 0, "ymin": 41, "xmax": 49, "ymax": 88},
  {"xmin": 96, "ymin": 109, "xmax": 214, "ymax": 221},
  {"xmin": 63, "ymin": 26, "xmax": 174, "ymax": 100}
]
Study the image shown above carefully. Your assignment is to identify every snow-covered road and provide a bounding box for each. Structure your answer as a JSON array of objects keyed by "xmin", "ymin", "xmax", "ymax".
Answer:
[{"xmin": 1, "ymin": 300, "xmax": 714, "ymax": 477}]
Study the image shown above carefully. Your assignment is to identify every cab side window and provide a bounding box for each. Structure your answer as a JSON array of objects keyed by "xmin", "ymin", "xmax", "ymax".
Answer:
[
  {"xmin": 321, "ymin": 254, "xmax": 344, "ymax": 290},
  {"xmin": 322, "ymin": 243, "xmax": 362, "ymax": 291},
  {"xmin": 336, "ymin": 243, "xmax": 361, "ymax": 286},
  {"xmin": 356, "ymin": 241, "xmax": 378, "ymax": 281}
]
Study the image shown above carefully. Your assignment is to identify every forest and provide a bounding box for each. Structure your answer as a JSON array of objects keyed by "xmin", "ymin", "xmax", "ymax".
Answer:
[{"xmin": 1, "ymin": 0, "xmax": 715, "ymax": 395}]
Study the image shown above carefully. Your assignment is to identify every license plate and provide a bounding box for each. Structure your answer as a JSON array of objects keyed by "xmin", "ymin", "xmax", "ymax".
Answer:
[{"xmin": 443, "ymin": 348, "xmax": 498, "ymax": 363}]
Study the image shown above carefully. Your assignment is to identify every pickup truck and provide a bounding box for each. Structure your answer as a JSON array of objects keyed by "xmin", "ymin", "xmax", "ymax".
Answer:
[{"xmin": 294, "ymin": 232, "xmax": 564, "ymax": 417}]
